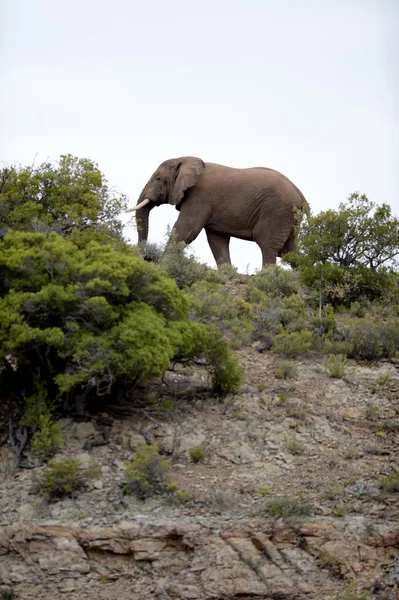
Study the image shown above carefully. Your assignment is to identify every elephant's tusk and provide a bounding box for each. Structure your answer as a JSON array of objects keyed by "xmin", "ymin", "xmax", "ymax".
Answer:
[{"xmin": 126, "ymin": 198, "xmax": 151, "ymax": 212}]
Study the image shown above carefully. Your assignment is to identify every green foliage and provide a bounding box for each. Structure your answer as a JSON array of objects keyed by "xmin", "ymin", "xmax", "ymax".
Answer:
[
  {"xmin": 312, "ymin": 305, "xmax": 337, "ymax": 335},
  {"xmin": 344, "ymin": 318, "xmax": 399, "ymax": 360},
  {"xmin": 288, "ymin": 193, "xmax": 399, "ymax": 305},
  {"xmin": 0, "ymin": 588, "xmax": 15, "ymax": 600},
  {"xmin": 246, "ymin": 266, "xmax": 301, "ymax": 300},
  {"xmin": 265, "ymin": 497, "xmax": 313, "ymax": 518},
  {"xmin": 364, "ymin": 403, "xmax": 380, "ymax": 420},
  {"xmin": 0, "ymin": 154, "xmax": 127, "ymax": 245},
  {"xmin": 323, "ymin": 354, "xmax": 348, "ymax": 378},
  {"xmin": 40, "ymin": 458, "xmax": 81, "ymax": 500},
  {"xmin": 0, "ymin": 230, "xmax": 242, "ymax": 411},
  {"xmin": 31, "ymin": 414, "xmax": 63, "ymax": 459},
  {"xmin": 188, "ymin": 281, "xmax": 253, "ymax": 348},
  {"xmin": 379, "ymin": 472, "xmax": 399, "ymax": 493},
  {"xmin": 189, "ymin": 446, "xmax": 208, "ymax": 463},
  {"xmin": 275, "ymin": 361, "xmax": 297, "ymax": 380},
  {"xmin": 287, "ymin": 438, "xmax": 305, "ymax": 455},
  {"xmin": 274, "ymin": 330, "xmax": 313, "ymax": 357},
  {"xmin": 124, "ymin": 444, "xmax": 171, "ymax": 500},
  {"xmin": 257, "ymin": 485, "xmax": 272, "ymax": 496}
]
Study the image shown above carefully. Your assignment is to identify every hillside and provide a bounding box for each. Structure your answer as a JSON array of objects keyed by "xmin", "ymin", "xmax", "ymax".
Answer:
[{"xmin": 1, "ymin": 289, "xmax": 398, "ymax": 600}]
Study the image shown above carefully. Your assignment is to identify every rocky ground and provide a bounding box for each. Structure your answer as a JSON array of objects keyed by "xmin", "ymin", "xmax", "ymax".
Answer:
[{"xmin": 1, "ymin": 347, "xmax": 398, "ymax": 599}]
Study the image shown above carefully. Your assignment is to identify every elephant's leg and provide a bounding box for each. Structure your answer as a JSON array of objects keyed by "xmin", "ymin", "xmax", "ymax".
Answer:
[
  {"xmin": 171, "ymin": 206, "xmax": 210, "ymax": 246},
  {"xmin": 259, "ymin": 246, "xmax": 278, "ymax": 267},
  {"xmin": 205, "ymin": 229, "xmax": 231, "ymax": 266}
]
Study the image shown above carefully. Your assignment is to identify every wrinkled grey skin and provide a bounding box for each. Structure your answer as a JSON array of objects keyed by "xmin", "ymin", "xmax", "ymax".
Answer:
[{"xmin": 134, "ymin": 157, "xmax": 307, "ymax": 268}]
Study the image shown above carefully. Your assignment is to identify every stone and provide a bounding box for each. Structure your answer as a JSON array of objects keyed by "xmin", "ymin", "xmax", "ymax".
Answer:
[
  {"xmin": 129, "ymin": 433, "xmax": 147, "ymax": 451},
  {"xmin": 73, "ymin": 422, "xmax": 96, "ymax": 441}
]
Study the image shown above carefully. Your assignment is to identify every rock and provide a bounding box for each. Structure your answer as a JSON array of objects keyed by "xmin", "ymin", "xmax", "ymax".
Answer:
[
  {"xmin": 128, "ymin": 433, "xmax": 147, "ymax": 451},
  {"xmin": 73, "ymin": 422, "xmax": 96, "ymax": 441},
  {"xmin": 217, "ymin": 442, "xmax": 258, "ymax": 464}
]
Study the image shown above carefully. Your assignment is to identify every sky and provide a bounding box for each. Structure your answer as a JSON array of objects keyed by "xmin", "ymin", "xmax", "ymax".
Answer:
[{"xmin": 1, "ymin": 0, "xmax": 398, "ymax": 273}]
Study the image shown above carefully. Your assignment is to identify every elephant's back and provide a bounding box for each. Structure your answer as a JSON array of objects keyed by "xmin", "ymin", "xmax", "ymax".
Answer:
[{"xmin": 202, "ymin": 162, "xmax": 306, "ymax": 208}]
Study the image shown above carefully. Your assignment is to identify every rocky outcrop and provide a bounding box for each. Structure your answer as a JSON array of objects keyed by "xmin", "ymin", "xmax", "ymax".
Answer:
[{"xmin": 1, "ymin": 518, "xmax": 398, "ymax": 599}]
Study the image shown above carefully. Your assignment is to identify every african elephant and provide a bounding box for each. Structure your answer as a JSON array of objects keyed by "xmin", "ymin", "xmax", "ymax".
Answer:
[{"xmin": 127, "ymin": 157, "xmax": 307, "ymax": 268}]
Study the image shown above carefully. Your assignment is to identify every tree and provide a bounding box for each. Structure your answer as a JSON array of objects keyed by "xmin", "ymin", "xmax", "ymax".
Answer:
[
  {"xmin": 0, "ymin": 231, "xmax": 242, "ymax": 419},
  {"xmin": 286, "ymin": 193, "xmax": 399, "ymax": 304},
  {"xmin": 0, "ymin": 154, "xmax": 127, "ymax": 245}
]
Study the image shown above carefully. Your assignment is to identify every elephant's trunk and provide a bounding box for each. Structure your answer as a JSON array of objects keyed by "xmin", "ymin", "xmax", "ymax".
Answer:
[{"xmin": 136, "ymin": 202, "xmax": 151, "ymax": 243}]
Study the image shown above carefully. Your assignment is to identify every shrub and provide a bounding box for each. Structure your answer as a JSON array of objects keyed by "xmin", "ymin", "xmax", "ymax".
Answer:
[
  {"xmin": 364, "ymin": 403, "xmax": 380, "ymax": 420},
  {"xmin": 323, "ymin": 354, "xmax": 348, "ymax": 378},
  {"xmin": 159, "ymin": 241, "xmax": 214, "ymax": 289},
  {"xmin": 345, "ymin": 318, "xmax": 399, "ymax": 360},
  {"xmin": 246, "ymin": 265, "xmax": 301, "ymax": 300},
  {"xmin": 0, "ymin": 231, "xmax": 242, "ymax": 421},
  {"xmin": 312, "ymin": 305, "xmax": 337, "ymax": 335},
  {"xmin": 265, "ymin": 497, "xmax": 313, "ymax": 518},
  {"xmin": 31, "ymin": 414, "xmax": 63, "ymax": 459},
  {"xmin": 257, "ymin": 485, "xmax": 272, "ymax": 496},
  {"xmin": 275, "ymin": 361, "xmax": 297, "ymax": 379},
  {"xmin": 40, "ymin": 458, "xmax": 82, "ymax": 500},
  {"xmin": 0, "ymin": 589, "xmax": 15, "ymax": 600},
  {"xmin": 291, "ymin": 192, "xmax": 399, "ymax": 305},
  {"xmin": 287, "ymin": 438, "xmax": 305, "ymax": 455},
  {"xmin": 124, "ymin": 444, "xmax": 171, "ymax": 500},
  {"xmin": 188, "ymin": 281, "xmax": 253, "ymax": 348},
  {"xmin": 274, "ymin": 330, "xmax": 313, "ymax": 357},
  {"xmin": 379, "ymin": 472, "xmax": 399, "ymax": 493},
  {"xmin": 189, "ymin": 446, "xmax": 208, "ymax": 463}
]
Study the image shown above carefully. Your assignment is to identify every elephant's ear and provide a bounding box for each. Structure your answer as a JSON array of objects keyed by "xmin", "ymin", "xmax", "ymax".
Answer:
[{"xmin": 170, "ymin": 157, "xmax": 205, "ymax": 206}]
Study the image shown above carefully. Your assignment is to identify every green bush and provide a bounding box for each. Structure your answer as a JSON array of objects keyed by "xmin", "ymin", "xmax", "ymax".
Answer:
[
  {"xmin": 290, "ymin": 192, "xmax": 399, "ymax": 305},
  {"xmin": 124, "ymin": 444, "xmax": 171, "ymax": 500},
  {"xmin": 379, "ymin": 472, "xmax": 399, "ymax": 493},
  {"xmin": 273, "ymin": 330, "xmax": 313, "ymax": 357},
  {"xmin": 312, "ymin": 305, "xmax": 337, "ymax": 335},
  {"xmin": 323, "ymin": 354, "xmax": 348, "ymax": 378},
  {"xmin": 345, "ymin": 318, "xmax": 399, "ymax": 360},
  {"xmin": 0, "ymin": 588, "xmax": 15, "ymax": 600},
  {"xmin": 159, "ymin": 241, "xmax": 215, "ymax": 289},
  {"xmin": 257, "ymin": 485, "xmax": 272, "ymax": 496},
  {"xmin": 275, "ymin": 361, "xmax": 297, "ymax": 379},
  {"xmin": 31, "ymin": 414, "xmax": 63, "ymax": 459},
  {"xmin": 189, "ymin": 446, "xmax": 208, "ymax": 463},
  {"xmin": 246, "ymin": 265, "xmax": 301, "ymax": 300},
  {"xmin": 265, "ymin": 497, "xmax": 313, "ymax": 518},
  {"xmin": 0, "ymin": 230, "xmax": 242, "ymax": 422},
  {"xmin": 287, "ymin": 438, "xmax": 305, "ymax": 455},
  {"xmin": 40, "ymin": 458, "xmax": 82, "ymax": 500},
  {"xmin": 188, "ymin": 281, "xmax": 253, "ymax": 348}
]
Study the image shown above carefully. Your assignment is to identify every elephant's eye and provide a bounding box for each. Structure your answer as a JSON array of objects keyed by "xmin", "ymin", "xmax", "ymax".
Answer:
[{"xmin": 155, "ymin": 176, "xmax": 161, "ymax": 181}]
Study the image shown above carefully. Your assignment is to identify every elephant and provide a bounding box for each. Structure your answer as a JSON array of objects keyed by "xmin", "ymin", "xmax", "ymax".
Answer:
[{"xmin": 127, "ymin": 157, "xmax": 307, "ymax": 269}]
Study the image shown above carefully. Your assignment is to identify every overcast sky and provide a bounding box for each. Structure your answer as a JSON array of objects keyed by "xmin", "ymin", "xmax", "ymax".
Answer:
[{"xmin": 1, "ymin": 0, "xmax": 398, "ymax": 272}]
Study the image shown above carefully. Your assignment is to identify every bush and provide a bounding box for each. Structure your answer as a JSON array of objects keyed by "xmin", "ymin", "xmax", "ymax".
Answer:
[
  {"xmin": 287, "ymin": 438, "xmax": 305, "ymax": 455},
  {"xmin": 323, "ymin": 354, "xmax": 348, "ymax": 378},
  {"xmin": 257, "ymin": 485, "xmax": 272, "ymax": 496},
  {"xmin": 31, "ymin": 414, "xmax": 63, "ymax": 459},
  {"xmin": 40, "ymin": 458, "xmax": 82, "ymax": 500},
  {"xmin": 188, "ymin": 281, "xmax": 253, "ymax": 348},
  {"xmin": 189, "ymin": 446, "xmax": 208, "ymax": 463},
  {"xmin": 275, "ymin": 361, "xmax": 297, "ymax": 379},
  {"xmin": 246, "ymin": 266, "xmax": 301, "ymax": 300},
  {"xmin": 345, "ymin": 318, "xmax": 399, "ymax": 360},
  {"xmin": 0, "ymin": 231, "xmax": 242, "ymax": 423},
  {"xmin": 379, "ymin": 472, "xmax": 399, "ymax": 493},
  {"xmin": 312, "ymin": 305, "xmax": 337, "ymax": 336},
  {"xmin": 265, "ymin": 497, "xmax": 313, "ymax": 518},
  {"xmin": 124, "ymin": 444, "xmax": 171, "ymax": 500},
  {"xmin": 290, "ymin": 192, "xmax": 399, "ymax": 305},
  {"xmin": 273, "ymin": 330, "xmax": 313, "ymax": 357}
]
